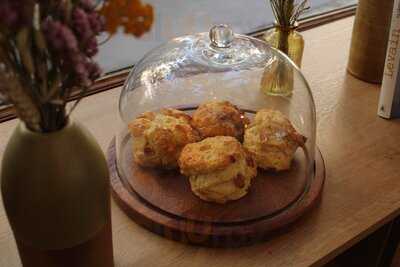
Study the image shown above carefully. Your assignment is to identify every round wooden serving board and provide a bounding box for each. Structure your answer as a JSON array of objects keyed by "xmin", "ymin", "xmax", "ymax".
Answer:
[{"xmin": 108, "ymin": 138, "xmax": 325, "ymax": 247}]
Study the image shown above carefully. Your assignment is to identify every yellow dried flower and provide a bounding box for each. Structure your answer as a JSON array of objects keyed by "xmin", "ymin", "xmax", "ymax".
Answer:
[{"xmin": 99, "ymin": 0, "xmax": 154, "ymax": 37}]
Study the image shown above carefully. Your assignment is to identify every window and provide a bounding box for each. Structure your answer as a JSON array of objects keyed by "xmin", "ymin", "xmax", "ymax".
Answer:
[
  {"xmin": 97, "ymin": 0, "xmax": 357, "ymax": 73},
  {"xmin": 0, "ymin": 0, "xmax": 357, "ymax": 122}
]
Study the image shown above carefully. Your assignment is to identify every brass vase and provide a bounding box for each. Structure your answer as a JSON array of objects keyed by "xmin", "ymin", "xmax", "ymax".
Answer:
[
  {"xmin": 1, "ymin": 120, "xmax": 114, "ymax": 267},
  {"xmin": 263, "ymin": 23, "xmax": 305, "ymax": 67},
  {"xmin": 261, "ymin": 23, "xmax": 304, "ymax": 96}
]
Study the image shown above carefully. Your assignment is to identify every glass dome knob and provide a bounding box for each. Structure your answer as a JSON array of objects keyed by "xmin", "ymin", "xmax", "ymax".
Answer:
[
  {"xmin": 198, "ymin": 24, "xmax": 265, "ymax": 66},
  {"xmin": 209, "ymin": 24, "xmax": 234, "ymax": 48}
]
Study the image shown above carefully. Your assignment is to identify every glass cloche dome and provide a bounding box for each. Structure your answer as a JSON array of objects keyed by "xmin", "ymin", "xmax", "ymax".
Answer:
[{"xmin": 115, "ymin": 25, "xmax": 317, "ymax": 217}]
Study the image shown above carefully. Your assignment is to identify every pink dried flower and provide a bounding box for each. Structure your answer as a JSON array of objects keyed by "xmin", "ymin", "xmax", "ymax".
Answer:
[
  {"xmin": 42, "ymin": 18, "xmax": 99, "ymax": 87},
  {"xmin": 87, "ymin": 12, "xmax": 105, "ymax": 34},
  {"xmin": 0, "ymin": 3, "xmax": 18, "ymax": 27},
  {"xmin": 0, "ymin": 0, "xmax": 32, "ymax": 29},
  {"xmin": 72, "ymin": 7, "xmax": 93, "ymax": 43},
  {"xmin": 68, "ymin": 53, "xmax": 90, "ymax": 85},
  {"xmin": 71, "ymin": 7, "xmax": 103, "ymax": 57},
  {"xmin": 67, "ymin": 53, "xmax": 100, "ymax": 87},
  {"xmin": 0, "ymin": 0, "xmax": 153, "ymax": 132},
  {"xmin": 42, "ymin": 19, "xmax": 79, "ymax": 53},
  {"xmin": 85, "ymin": 37, "xmax": 99, "ymax": 57},
  {"xmin": 86, "ymin": 61, "xmax": 101, "ymax": 80}
]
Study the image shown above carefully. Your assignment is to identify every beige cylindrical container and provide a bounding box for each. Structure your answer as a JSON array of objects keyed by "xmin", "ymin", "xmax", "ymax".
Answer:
[{"xmin": 348, "ymin": 0, "xmax": 394, "ymax": 83}]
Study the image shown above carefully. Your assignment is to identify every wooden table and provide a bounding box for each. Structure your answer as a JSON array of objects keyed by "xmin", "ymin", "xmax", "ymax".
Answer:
[{"xmin": 1, "ymin": 17, "xmax": 400, "ymax": 267}]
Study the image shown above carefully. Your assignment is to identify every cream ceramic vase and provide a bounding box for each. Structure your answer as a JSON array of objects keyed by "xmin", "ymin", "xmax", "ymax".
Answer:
[{"xmin": 1, "ymin": 121, "xmax": 114, "ymax": 267}]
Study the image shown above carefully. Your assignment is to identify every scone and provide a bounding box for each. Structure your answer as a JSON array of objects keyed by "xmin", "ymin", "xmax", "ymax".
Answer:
[
  {"xmin": 243, "ymin": 109, "xmax": 306, "ymax": 171},
  {"xmin": 179, "ymin": 136, "xmax": 257, "ymax": 204},
  {"xmin": 128, "ymin": 109, "xmax": 200, "ymax": 169},
  {"xmin": 192, "ymin": 101, "xmax": 249, "ymax": 140}
]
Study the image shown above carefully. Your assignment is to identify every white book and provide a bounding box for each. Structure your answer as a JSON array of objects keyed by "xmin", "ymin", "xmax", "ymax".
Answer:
[{"xmin": 378, "ymin": 0, "xmax": 400, "ymax": 119}]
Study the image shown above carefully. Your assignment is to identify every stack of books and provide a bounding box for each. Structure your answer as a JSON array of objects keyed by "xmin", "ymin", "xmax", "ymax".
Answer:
[{"xmin": 378, "ymin": 0, "xmax": 400, "ymax": 119}]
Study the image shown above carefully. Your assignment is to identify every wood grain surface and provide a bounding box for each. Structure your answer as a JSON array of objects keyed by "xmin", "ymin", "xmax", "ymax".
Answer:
[
  {"xmin": 1, "ymin": 17, "xmax": 400, "ymax": 267},
  {"xmin": 108, "ymin": 138, "xmax": 324, "ymax": 247}
]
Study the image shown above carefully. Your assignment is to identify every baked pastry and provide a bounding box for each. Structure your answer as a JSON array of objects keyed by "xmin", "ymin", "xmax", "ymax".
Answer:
[
  {"xmin": 243, "ymin": 109, "xmax": 306, "ymax": 171},
  {"xmin": 179, "ymin": 136, "xmax": 257, "ymax": 204},
  {"xmin": 128, "ymin": 109, "xmax": 200, "ymax": 169},
  {"xmin": 191, "ymin": 101, "xmax": 249, "ymax": 140}
]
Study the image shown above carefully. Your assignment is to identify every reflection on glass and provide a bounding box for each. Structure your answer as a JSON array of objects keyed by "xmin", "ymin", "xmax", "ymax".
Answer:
[{"xmin": 260, "ymin": 56, "xmax": 294, "ymax": 97}]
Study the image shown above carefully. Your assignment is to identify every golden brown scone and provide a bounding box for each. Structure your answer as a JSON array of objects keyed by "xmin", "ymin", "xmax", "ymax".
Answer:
[
  {"xmin": 191, "ymin": 101, "xmax": 249, "ymax": 140},
  {"xmin": 128, "ymin": 109, "xmax": 200, "ymax": 169},
  {"xmin": 243, "ymin": 109, "xmax": 306, "ymax": 171},
  {"xmin": 179, "ymin": 136, "xmax": 257, "ymax": 204}
]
